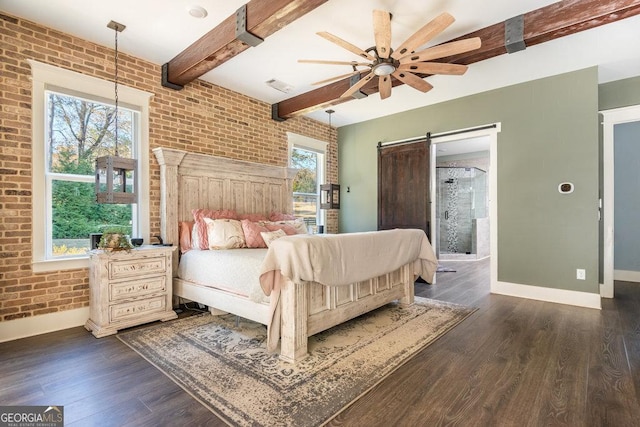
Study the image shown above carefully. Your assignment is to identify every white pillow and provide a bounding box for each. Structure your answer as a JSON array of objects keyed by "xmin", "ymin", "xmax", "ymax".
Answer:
[
  {"xmin": 191, "ymin": 221, "xmax": 201, "ymax": 249},
  {"xmin": 260, "ymin": 229, "xmax": 287, "ymax": 248},
  {"xmin": 204, "ymin": 218, "xmax": 246, "ymax": 249}
]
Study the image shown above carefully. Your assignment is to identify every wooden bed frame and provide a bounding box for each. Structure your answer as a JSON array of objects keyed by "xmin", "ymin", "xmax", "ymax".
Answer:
[{"xmin": 153, "ymin": 147, "xmax": 415, "ymax": 362}]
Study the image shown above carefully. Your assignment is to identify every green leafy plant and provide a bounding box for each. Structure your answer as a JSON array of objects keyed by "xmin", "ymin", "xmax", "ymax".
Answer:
[{"xmin": 98, "ymin": 227, "xmax": 133, "ymax": 252}]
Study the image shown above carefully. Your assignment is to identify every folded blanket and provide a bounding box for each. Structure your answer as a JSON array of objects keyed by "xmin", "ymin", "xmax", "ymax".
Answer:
[{"xmin": 258, "ymin": 228, "xmax": 438, "ymax": 351}]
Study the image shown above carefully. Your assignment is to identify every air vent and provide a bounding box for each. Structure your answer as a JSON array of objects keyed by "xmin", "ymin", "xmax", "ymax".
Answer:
[{"xmin": 265, "ymin": 78, "xmax": 294, "ymax": 93}]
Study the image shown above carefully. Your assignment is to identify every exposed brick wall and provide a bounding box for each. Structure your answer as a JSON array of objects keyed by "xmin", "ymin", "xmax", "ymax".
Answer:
[{"xmin": 0, "ymin": 13, "xmax": 338, "ymax": 322}]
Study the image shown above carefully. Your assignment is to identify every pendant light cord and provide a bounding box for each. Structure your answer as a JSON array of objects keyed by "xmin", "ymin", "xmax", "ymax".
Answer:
[
  {"xmin": 326, "ymin": 109, "xmax": 334, "ymax": 185},
  {"xmin": 113, "ymin": 26, "xmax": 120, "ymax": 157}
]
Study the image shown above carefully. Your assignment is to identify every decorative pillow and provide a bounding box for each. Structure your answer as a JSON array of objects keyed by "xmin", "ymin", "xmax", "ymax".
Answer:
[
  {"xmin": 192, "ymin": 208, "xmax": 238, "ymax": 250},
  {"xmin": 178, "ymin": 221, "xmax": 194, "ymax": 253},
  {"xmin": 260, "ymin": 229, "xmax": 287, "ymax": 248},
  {"xmin": 191, "ymin": 222, "xmax": 201, "ymax": 250},
  {"xmin": 203, "ymin": 218, "xmax": 245, "ymax": 250},
  {"xmin": 238, "ymin": 213, "xmax": 268, "ymax": 222},
  {"xmin": 241, "ymin": 219, "xmax": 269, "ymax": 248},
  {"xmin": 265, "ymin": 222, "xmax": 297, "ymax": 235},
  {"xmin": 268, "ymin": 219, "xmax": 308, "ymax": 234},
  {"xmin": 269, "ymin": 212, "xmax": 297, "ymax": 221}
]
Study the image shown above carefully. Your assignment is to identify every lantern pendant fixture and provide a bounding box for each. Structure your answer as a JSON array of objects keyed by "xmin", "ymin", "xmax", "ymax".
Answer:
[
  {"xmin": 95, "ymin": 20, "xmax": 137, "ymax": 204},
  {"xmin": 320, "ymin": 109, "xmax": 340, "ymax": 210}
]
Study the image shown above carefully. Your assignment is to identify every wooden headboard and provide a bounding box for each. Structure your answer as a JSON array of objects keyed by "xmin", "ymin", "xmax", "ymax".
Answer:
[{"xmin": 153, "ymin": 147, "xmax": 297, "ymax": 246}]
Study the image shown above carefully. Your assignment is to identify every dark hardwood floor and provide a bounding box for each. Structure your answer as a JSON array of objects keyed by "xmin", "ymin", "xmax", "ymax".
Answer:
[{"xmin": 2, "ymin": 259, "xmax": 640, "ymax": 426}]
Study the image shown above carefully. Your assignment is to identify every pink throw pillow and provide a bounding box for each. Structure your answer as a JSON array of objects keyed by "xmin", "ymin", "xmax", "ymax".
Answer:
[
  {"xmin": 241, "ymin": 220, "xmax": 269, "ymax": 248},
  {"xmin": 265, "ymin": 223, "xmax": 297, "ymax": 235},
  {"xmin": 179, "ymin": 221, "xmax": 194, "ymax": 253}
]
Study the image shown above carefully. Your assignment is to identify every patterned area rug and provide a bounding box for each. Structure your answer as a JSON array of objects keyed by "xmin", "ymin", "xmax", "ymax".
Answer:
[{"xmin": 117, "ymin": 297, "xmax": 475, "ymax": 426}]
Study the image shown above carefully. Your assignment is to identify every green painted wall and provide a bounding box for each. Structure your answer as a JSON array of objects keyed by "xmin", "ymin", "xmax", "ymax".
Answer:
[
  {"xmin": 599, "ymin": 75, "xmax": 640, "ymax": 110},
  {"xmin": 338, "ymin": 67, "xmax": 600, "ymax": 293}
]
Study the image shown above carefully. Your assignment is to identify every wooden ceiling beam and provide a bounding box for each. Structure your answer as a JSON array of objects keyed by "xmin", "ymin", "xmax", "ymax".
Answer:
[
  {"xmin": 163, "ymin": 0, "xmax": 328, "ymax": 89},
  {"xmin": 274, "ymin": 0, "xmax": 640, "ymax": 120}
]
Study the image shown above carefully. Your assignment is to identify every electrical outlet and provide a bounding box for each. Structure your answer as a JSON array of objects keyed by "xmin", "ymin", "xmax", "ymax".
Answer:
[{"xmin": 576, "ymin": 269, "xmax": 586, "ymax": 280}]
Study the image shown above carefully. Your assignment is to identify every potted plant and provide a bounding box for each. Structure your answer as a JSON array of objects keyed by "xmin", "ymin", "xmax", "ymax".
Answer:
[{"xmin": 98, "ymin": 226, "xmax": 133, "ymax": 252}]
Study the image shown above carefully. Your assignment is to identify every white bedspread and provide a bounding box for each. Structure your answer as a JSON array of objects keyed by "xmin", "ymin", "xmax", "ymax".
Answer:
[
  {"xmin": 259, "ymin": 228, "xmax": 437, "ymax": 295},
  {"xmin": 178, "ymin": 248, "xmax": 269, "ymax": 304},
  {"xmin": 258, "ymin": 228, "xmax": 438, "ymax": 351}
]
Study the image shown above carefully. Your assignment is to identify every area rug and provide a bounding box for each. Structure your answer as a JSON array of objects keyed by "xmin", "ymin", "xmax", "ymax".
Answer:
[{"xmin": 117, "ymin": 297, "xmax": 475, "ymax": 426}]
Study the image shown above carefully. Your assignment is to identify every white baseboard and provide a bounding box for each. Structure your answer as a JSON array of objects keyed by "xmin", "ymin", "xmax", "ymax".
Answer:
[
  {"xmin": 0, "ymin": 307, "xmax": 90, "ymax": 343},
  {"xmin": 614, "ymin": 269, "xmax": 640, "ymax": 283},
  {"xmin": 492, "ymin": 281, "xmax": 601, "ymax": 309}
]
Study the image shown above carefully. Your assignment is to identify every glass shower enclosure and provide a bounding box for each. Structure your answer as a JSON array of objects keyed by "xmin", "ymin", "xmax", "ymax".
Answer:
[{"xmin": 436, "ymin": 167, "xmax": 488, "ymax": 259}]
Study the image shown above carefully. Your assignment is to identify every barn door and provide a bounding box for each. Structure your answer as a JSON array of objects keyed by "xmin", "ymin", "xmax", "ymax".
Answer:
[{"xmin": 377, "ymin": 139, "xmax": 430, "ymax": 237}]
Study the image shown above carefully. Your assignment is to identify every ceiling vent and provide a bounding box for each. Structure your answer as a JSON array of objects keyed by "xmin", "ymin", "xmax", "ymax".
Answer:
[{"xmin": 265, "ymin": 78, "xmax": 294, "ymax": 93}]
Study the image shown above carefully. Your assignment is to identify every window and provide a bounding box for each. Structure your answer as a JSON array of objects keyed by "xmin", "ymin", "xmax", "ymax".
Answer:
[
  {"xmin": 29, "ymin": 60, "xmax": 152, "ymax": 272},
  {"xmin": 288, "ymin": 133, "xmax": 326, "ymax": 231},
  {"xmin": 47, "ymin": 90, "xmax": 138, "ymax": 258}
]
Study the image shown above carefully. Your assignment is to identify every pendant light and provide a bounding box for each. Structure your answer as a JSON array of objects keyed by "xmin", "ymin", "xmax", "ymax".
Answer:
[
  {"xmin": 320, "ymin": 109, "xmax": 340, "ymax": 209},
  {"xmin": 95, "ymin": 20, "xmax": 137, "ymax": 204}
]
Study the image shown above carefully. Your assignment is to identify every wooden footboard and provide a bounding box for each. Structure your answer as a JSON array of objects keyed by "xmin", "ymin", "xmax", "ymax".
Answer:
[{"xmin": 280, "ymin": 263, "xmax": 414, "ymax": 363}]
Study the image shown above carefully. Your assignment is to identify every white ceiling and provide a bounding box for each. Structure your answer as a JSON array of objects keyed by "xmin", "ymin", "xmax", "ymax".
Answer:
[{"xmin": 3, "ymin": 0, "xmax": 640, "ymax": 127}]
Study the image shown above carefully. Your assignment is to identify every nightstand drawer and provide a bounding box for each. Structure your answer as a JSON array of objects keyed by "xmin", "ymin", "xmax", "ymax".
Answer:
[
  {"xmin": 110, "ymin": 296, "xmax": 166, "ymax": 322},
  {"xmin": 110, "ymin": 277, "xmax": 166, "ymax": 302},
  {"xmin": 109, "ymin": 256, "xmax": 166, "ymax": 279}
]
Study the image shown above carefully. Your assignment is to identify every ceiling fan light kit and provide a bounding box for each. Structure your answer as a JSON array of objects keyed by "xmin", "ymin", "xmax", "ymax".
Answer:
[
  {"xmin": 372, "ymin": 61, "xmax": 397, "ymax": 76},
  {"xmin": 300, "ymin": 9, "xmax": 482, "ymax": 100}
]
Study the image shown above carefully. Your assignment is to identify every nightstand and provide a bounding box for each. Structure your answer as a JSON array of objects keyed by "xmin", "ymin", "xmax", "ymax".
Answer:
[{"xmin": 85, "ymin": 245, "xmax": 178, "ymax": 337}]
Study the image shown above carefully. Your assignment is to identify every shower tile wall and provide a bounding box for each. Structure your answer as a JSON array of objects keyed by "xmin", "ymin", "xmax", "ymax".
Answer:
[{"xmin": 436, "ymin": 154, "xmax": 490, "ymax": 258}]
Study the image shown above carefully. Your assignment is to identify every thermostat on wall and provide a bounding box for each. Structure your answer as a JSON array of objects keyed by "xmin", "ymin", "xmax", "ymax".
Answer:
[{"xmin": 558, "ymin": 182, "xmax": 574, "ymax": 194}]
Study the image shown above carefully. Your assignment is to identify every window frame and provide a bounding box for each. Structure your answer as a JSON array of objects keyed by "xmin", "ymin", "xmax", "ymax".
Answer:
[
  {"xmin": 287, "ymin": 132, "xmax": 327, "ymax": 228},
  {"xmin": 29, "ymin": 60, "xmax": 153, "ymax": 272}
]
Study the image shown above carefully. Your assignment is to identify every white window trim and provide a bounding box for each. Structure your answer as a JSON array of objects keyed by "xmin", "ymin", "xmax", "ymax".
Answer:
[
  {"xmin": 29, "ymin": 60, "xmax": 153, "ymax": 272},
  {"xmin": 287, "ymin": 132, "xmax": 327, "ymax": 226}
]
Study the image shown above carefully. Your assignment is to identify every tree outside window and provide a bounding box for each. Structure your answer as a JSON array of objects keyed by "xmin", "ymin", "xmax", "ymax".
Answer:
[
  {"xmin": 46, "ymin": 91, "xmax": 137, "ymax": 257},
  {"xmin": 291, "ymin": 147, "xmax": 322, "ymax": 229}
]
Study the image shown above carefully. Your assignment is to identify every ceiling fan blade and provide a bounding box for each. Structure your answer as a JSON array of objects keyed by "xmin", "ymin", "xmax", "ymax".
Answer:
[
  {"xmin": 341, "ymin": 71, "xmax": 375, "ymax": 98},
  {"xmin": 299, "ymin": 59, "xmax": 370, "ymax": 66},
  {"xmin": 311, "ymin": 70, "xmax": 362, "ymax": 86},
  {"xmin": 379, "ymin": 75, "xmax": 392, "ymax": 99},
  {"xmin": 399, "ymin": 37, "xmax": 481, "ymax": 64},
  {"xmin": 398, "ymin": 62, "xmax": 468, "ymax": 75},
  {"xmin": 392, "ymin": 71, "xmax": 433, "ymax": 93},
  {"xmin": 317, "ymin": 32, "xmax": 375, "ymax": 61},
  {"xmin": 373, "ymin": 10, "xmax": 392, "ymax": 59},
  {"xmin": 391, "ymin": 12, "xmax": 455, "ymax": 60}
]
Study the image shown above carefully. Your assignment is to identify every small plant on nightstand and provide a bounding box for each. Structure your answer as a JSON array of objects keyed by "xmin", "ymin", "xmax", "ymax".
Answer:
[{"xmin": 98, "ymin": 227, "xmax": 133, "ymax": 252}]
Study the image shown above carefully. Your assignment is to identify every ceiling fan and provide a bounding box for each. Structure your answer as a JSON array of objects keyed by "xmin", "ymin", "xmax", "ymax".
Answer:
[{"xmin": 299, "ymin": 10, "xmax": 481, "ymax": 100}]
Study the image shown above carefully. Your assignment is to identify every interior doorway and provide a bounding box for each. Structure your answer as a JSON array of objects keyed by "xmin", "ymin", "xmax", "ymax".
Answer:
[
  {"xmin": 601, "ymin": 104, "xmax": 640, "ymax": 298},
  {"xmin": 428, "ymin": 125, "xmax": 500, "ymax": 290}
]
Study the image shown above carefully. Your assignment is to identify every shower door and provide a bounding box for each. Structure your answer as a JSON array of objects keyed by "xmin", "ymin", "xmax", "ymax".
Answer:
[{"xmin": 436, "ymin": 167, "xmax": 486, "ymax": 256}]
